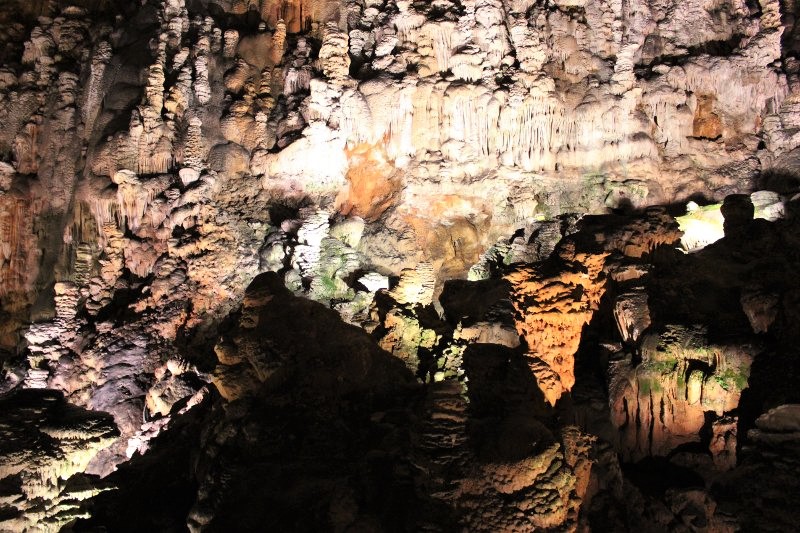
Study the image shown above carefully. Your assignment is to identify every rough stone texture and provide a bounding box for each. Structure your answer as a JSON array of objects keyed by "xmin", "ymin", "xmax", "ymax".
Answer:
[
  {"xmin": 504, "ymin": 208, "xmax": 682, "ymax": 406},
  {"xmin": 0, "ymin": 389, "xmax": 118, "ymax": 532},
  {"xmin": 506, "ymin": 245, "xmax": 608, "ymax": 406},
  {"xmin": 0, "ymin": 0, "xmax": 799, "ymax": 530},
  {"xmin": 614, "ymin": 288, "xmax": 651, "ymax": 344},
  {"xmin": 213, "ymin": 272, "xmax": 412, "ymax": 402},
  {"xmin": 608, "ymin": 325, "xmax": 756, "ymax": 461},
  {"xmin": 191, "ymin": 272, "xmax": 420, "ymax": 531}
]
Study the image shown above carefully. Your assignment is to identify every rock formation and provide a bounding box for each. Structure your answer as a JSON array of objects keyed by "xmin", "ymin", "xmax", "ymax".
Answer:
[
  {"xmin": 0, "ymin": 390, "xmax": 118, "ymax": 532},
  {"xmin": 0, "ymin": 0, "xmax": 799, "ymax": 530}
]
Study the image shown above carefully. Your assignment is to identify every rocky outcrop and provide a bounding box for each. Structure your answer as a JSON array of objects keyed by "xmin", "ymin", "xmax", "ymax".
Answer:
[
  {"xmin": 504, "ymin": 208, "xmax": 682, "ymax": 406},
  {"xmin": 212, "ymin": 272, "xmax": 412, "ymax": 402},
  {"xmin": 54, "ymin": 196, "xmax": 800, "ymax": 531},
  {"xmin": 598, "ymin": 195, "xmax": 800, "ymax": 473},
  {"xmin": 0, "ymin": 389, "xmax": 118, "ymax": 532},
  {"xmin": 608, "ymin": 326, "xmax": 756, "ymax": 461},
  {"xmin": 195, "ymin": 272, "xmax": 419, "ymax": 531},
  {"xmin": 613, "ymin": 288, "xmax": 651, "ymax": 344},
  {"xmin": 711, "ymin": 404, "xmax": 800, "ymax": 531}
]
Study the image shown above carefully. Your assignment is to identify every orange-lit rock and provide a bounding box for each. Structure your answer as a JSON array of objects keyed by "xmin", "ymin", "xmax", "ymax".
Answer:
[
  {"xmin": 506, "ymin": 242, "xmax": 608, "ymax": 406},
  {"xmin": 250, "ymin": 0, "xmax": 324, "ymax": 34},
  {"xmin": 0, "ymin": 0, "xmax": 797, "ymax": 529},
  {"xmin": 0, "ymin": 193, "xmax": 43, "ymax": 304},
  {"xmin": 456, "ymin": 416, "xmax": 582, "ymax": 531},
  {"xmin": 693, "ymin": 94, "xmax": 723, "ymax": 140},
  {"xmin": 608, "ymin": 326, "xmax": 755, "ymax": 461},
  {"xmin": 561, "ymin": 426, "xmax": 599, "ymax": 506},
  {"xmin": 400, "ymin": 195, "xmax": 493, "ymax": 286},
  {"xmin": 336, "ymin": 143, "xmax": 401, "ymax": 221}
]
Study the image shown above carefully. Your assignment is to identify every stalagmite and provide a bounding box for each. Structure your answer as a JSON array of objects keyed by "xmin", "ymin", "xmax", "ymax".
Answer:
[
  {"xmin": 194, "ymin": 56, "xmax": 212, "ymax": 105},
  {"xmin": 83, "ymin": 41, "xmax": 112, "ymax": 137},
  {"xmin": 223, "ymin": 29, "xmax": 239, "ymax": 58},
  {"xmin": 183, "ymin": 117, "xmax": 205, "ymax": 171}
]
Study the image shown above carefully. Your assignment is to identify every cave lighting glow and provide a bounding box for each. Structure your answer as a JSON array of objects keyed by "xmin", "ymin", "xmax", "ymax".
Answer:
[{"xmin": 676, "ymin": 201, "xmax": 725, "ymax": 252}]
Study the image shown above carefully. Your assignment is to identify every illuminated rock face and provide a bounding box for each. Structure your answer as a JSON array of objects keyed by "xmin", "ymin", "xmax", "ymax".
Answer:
[
  {"xmin": 504, "ymin": 208, "xmax": 681, "ymax": 406},
  {"xmin": 0, "ymin": 390, "xmax": 118, "ymax": 532},
  {"xmin": 506, "ymin": 247, "xmax": 608, "ymax": 406},
  {"xmin": 0, "ymin": 0, "xmax": 799, "ymax": 530},
  {"xmin": 0, "ymin": 0, "xmax": 794, "ymax": 326},
  {"xmin": 608, "ymin": 326, "xmax": 755, "ymax": 461}
]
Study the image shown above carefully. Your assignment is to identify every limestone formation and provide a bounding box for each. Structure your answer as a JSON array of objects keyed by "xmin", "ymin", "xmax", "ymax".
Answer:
[
  {"xmin": 0, "ymin": 0, "xmax": 799, "ymax": 530},
  {"xmin": 609, "ymin": 326, "xmax": 755, "ymax": 460},
  {"xmin": 506, "ymin": 246, "xmax": 608, "ymax": 406},
  {"xmin": 0, "ymin": 390, "xmax": 118, "ymax": 532},
  {"xmin": 614, "ymin": 289, "xmax": 651, "ymax": 344}
]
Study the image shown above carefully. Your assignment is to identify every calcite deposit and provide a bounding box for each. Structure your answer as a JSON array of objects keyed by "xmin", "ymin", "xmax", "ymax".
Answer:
[
  {"xmin": 0, "ymin": 390, "xmax": 118, "ymax": 532},
  {"xmin": 0, "ymin": 0, "xmax": 800, "ymax": 530}
]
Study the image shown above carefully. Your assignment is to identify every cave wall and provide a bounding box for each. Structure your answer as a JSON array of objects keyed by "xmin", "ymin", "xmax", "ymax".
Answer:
[{"xmin": 0, "ymin": 0, "xmax": 799, "ymax": 530}]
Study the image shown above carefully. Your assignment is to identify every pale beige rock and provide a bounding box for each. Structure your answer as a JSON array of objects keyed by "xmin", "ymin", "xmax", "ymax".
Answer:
[
  {"xmin": 391, "ymin": 262, "xmax": 436, "ymax": 306},
  {"xmin": 0, "ymin": 391, "xmax": 118, "ymax": 533},
  {"xmin": 358, "ymin": 272, "xmax": 389, "ymax": 292},
  {"xmin": 0, "ymin": 3, "xmax": 797, "ymax": 527}
]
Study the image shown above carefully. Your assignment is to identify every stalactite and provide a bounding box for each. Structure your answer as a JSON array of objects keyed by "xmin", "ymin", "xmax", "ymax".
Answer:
[
  {"xmin": 341, "ymin": 71, "xmax": 672, "ymax": 172},
  {"xmin": 449, "ymin": 53, "xmax": 484, "ymax": 82},
  {"xmin": 643, "ymin": 92, "xmax": 692, "ymax": 155},
  {"xmin": 0, "ymin": 199, "xmax": 26, "ymax": 295},
  {"xmin": 428, "ymin": 22, "xmax": 455, "ymax": 72},
  {"xmin": 137, "ymin": 148, "xmax": 175, "ymax": 176},
  {"xmin": 83, "ymin": 41, "xmax": 112, "ymax": 137},
  {"xmin": 283, "ymin": 66, "xmax": 312, "ymax": 95},
  {"xmin": 88, "ymin": 197, "xmax": 120, "ymax": 233},
  {"xmin": 442, "ymin": 85, "xmax": 494, "ymax": 157},
  {"xmin": 21, "ymin": 26, "xmax": 55, "ymax": 65},
  {"xmin": 392, "ymin": 3, "xmax": 426, "ymax": 41},
  {"xmin": 385, "ymin": 87, "xmax": 415, "ymax": 159},
  {"xmin": 340, "ymin": 89, "xmax": 372, "ymax": 145},
  {"xmin": 497, "ymin": 94, "xmax": 564, "ymax": 171},
  {"xmin": 113, "ymin": 175, "xmax": 145, "ymax": 232}
]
